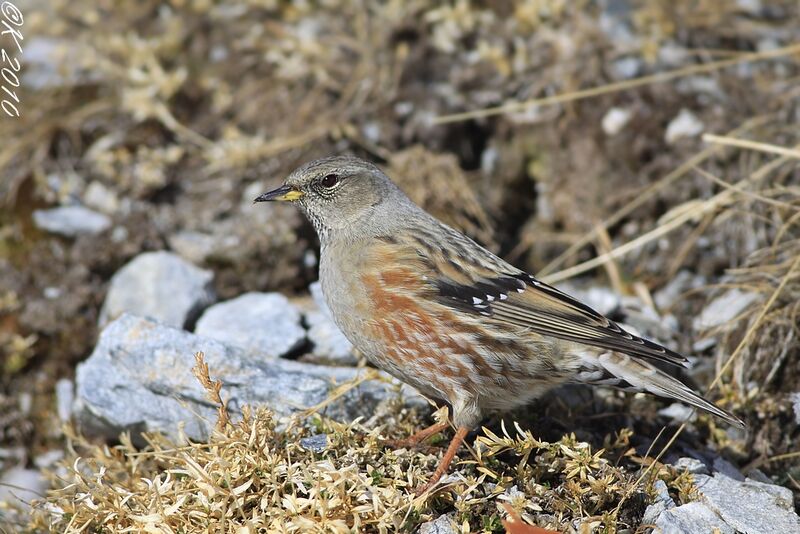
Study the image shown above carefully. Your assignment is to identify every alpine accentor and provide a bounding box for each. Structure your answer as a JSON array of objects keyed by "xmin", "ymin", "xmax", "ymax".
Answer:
[{"xmin": 255, "ymin": 155, "xmax": 743, "ymax": 493}]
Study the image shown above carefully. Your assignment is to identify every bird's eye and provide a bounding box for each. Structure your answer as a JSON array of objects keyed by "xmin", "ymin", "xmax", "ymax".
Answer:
[{"xmin": 320, "ymin": 174, "xmax": 339, "ymax": 188}]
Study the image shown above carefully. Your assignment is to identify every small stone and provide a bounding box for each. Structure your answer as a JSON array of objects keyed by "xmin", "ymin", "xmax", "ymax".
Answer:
[
  {"xmin": 693, "ymin": 289, "xmax": 759, "ymax": 332},
  {"xmin": 654, "ymin": 501, "xmax": 733, "ymax": 534},
  {"xmin": 55, "ymin": 378, "xmax": 74, "ymax": 423},
  {"xmin": 43, "ymin": 287, "xmax": 62, "ymax": 300},
  {"xmin": 300, "ymin": 434, "xmax": 328, "ymax": 453},
  {"xmin": 33, "ymin": 205, "xmax": 111, "ymax": 237},
  {"xmin": 791, "ymin": 392, "xmax": 800, "ymax": 425},
  {"xmin": 665, "ymin": 109, "xmax": 704, "ymax": 144},
  {"xmin": 305, "ymin": 310, "xmax": 356, "ymax": 365},
  {"xmin": 83, "ymin": 181, "xmax": 120, "ymax": 214},
  {"xmin": 99, "ymin": 251, "xmax": 215, "ymax": 329},
  {"xmin": 654, "ymin": 270, "xmax": 705, "ymax": 311},
  {"xmin": 0, "ymin": 467, "xmax": 48, "ymax": 510},
  {"xmin": 418, "ymin": 514, "xmax": 459, "ymax": 534},
  {"xmin": 658, "ymin": 403, "xmax": 697, "ymax": 424},
  {"xmin": 601, "ymin": 107, "xmax": 633, "ymax": 136},
  {"xmin": 195, "ymin": 292, "xmax": 306, "ymax": 359},
  {"xmin": 610, "ymin": 56, "xmax": 642, "ymax": 80},
  {"xmin": 34, "ymin": 450, "xmax": 64, "ymax": 469},
  {"xmin": 557, "ymin": 284, "xmax": 619, "ymax": 316},
  {"xmin": 674, "ymin": 457, "xmax": 709, "ymax": 475},
  {"xmin": 642, "ymin": 479, "xmax": 676, "ymax": 526},
  {"xmin": 168, "ymin": 231, "xmax": 218, "ymax": 264},
  {"xmin": 658, "ymin": 43, "xmax": 691, "ymax": 68}
]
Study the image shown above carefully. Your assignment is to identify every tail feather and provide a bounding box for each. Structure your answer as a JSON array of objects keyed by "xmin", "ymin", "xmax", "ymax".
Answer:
[{"xmin": 575, "ymin": 351, "xmax": 745, "ymax": 428}]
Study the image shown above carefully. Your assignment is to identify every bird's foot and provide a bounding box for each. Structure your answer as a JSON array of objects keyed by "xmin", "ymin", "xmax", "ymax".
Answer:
[
  {"xmin": 384, "ymin": 420, "xmax": 449, "ymax": 450},
  {"xmin": 414, "ymin": 426, "xmax": 469, "ymax": 496}
]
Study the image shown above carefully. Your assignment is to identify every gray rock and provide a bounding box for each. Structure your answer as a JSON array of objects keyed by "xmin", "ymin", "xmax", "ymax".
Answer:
[
  {"xmin": 195, "ymin": 292, "xmax": 305, "ymax": 358},
  {"xmin": 33, "ymin": 205, "xmax": 111, "ymax": 237},
  {"xmin": 418, "ymin": 514, "xmax": 459, "ymax": 534},
  {"xmin": 642, "ymin": 479, "xmax": 675, "ymax": 526},
  {"xmin": 83, "ymin": 181, "xmax": 120, "ymax": 214},
  {"xmin": 693, "ymin": 289, "xmax": 759, "ymax": 332},
  {"xmin": 310, "ymin": 281, "xmax": 327, "ymax": 313},
  {"xmin": 791, "ymin": 392, "xmax": 800, "ymax": 425},
  {"xmin": 673, "ymin": 457, "xmax": 708, "ymax": 475},
  {"xmin": 711, "ymin": 457, "xmax": 744, "ymax": 482},
  {"xmin": 556, "ymin": 283, "xmax": 620, "ymax": 316},
  {"xmin": 0, "ymin": 467, "xmax": 47, "ymax": 509},
  {"xmin": 305, "ymin": 281, "xmax": 357, "ymax": 364},
  {"xmin": 55, "ymin": 378, "xmax": 74, "ymax": 423},
  {"xmin": 610, "ymin": 56, "xmax": 643, "ymax": 80},
  {"xmin": 665, "ymin": 109, "xmax": 704, "ymax": 145},
  {"xmin": 654, "ymin": 502, "xmax": 733, "ymax": 534},
  {"xmin": 693, "ymin": 472, "xmax": 800, "ymax": 534},
  {"xmin": 74, "ymin": 314, "xmax": 424, "ymax": 442},
  {"xmin": 654, "ymin": 270, "xmax": 705, "ymax": 311},
  {"xmin": 305, "ymin": 310, "xmax": 357, "ymax": 365},
  {"xmin": 168, "ymin": 231, "xmax": 218, "ymax": 264},
  {"xmin": 99, "ymin": 251, "xmax": 215, "ymax": 329},
  {"xmin": 601, "ymin": 107, "xmax": 632, "ymax": 136},
  {"xmin": 300, "ymin": 434, "xmax": 328, "ymax": 453},
  {"xmin": 658, "ymin": 403, "xmax": 697, "ymax": 424}
]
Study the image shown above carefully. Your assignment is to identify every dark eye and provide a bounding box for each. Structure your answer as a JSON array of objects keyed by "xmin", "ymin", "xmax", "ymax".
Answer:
[{"xmin": 320, "ymin": 173, "xmax": 339, "ymax": 188}]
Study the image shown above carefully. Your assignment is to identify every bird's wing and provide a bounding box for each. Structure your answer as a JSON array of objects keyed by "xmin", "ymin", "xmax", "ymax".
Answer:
[{"xmin": 408, "ymin": 228, "xmax": 689, "ymax": 368}]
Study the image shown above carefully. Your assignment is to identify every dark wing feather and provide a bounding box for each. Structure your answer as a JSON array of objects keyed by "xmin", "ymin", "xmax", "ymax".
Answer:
[{"xmin": 435, "ymin": 271, "xmax": 688, "ymax": 368}]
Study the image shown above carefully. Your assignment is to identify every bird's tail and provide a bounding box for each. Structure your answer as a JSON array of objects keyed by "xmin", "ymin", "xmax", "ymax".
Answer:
[{"xmin": 574, "ymin": 350, "xmax": 745, "ymax": 428}]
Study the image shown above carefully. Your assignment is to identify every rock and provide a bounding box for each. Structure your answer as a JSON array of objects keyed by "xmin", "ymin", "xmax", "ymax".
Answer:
[
  {"xmin": 33, "ymin": 450, "xmax": 64, "ymax": 469},
  {"xmin": 305, "ymin": 310, "xmax": 357, "ymax": 365},
  {"xmin": 642, "ymin": 479, "xmax": 675, "ymax": 526},
  {"xmin": 692, "ymin": 289, "xmax": 759, "ymax": 332},
  {"xmin": 665, "ymin": 109, "xmax": 704, "ymax": 144},
  {"xmin": 418, "ymin": 514, "xmax": 459, "ymax": 534},
  {"xmin": 74, "ymin": 314, "xmax": 424, "ymax": 442},
  {"xmin": 304, "ymin": 282, "xmax": 356, "ymax": 364},
  {"xmin": 557, "ymin": 283, "xmax": 620, "ymax": 316},
  {"xmin": 610, "ymin": 56, "xmax": 642, "ymax": 80},
  {"xmin": 791, "ymin": 392, "xmax": 800, "ymax": 424},
  {"xmin": 654, "ymin": 501, "xmax": 733, "ymax": 534},
  {"xmin": 168, "ymin": 231, "xmax": 218, "ymax": 264},
  {"xmin": 99, "ymin": 251, "xmax": 215, "ymax": 329},
  {"xmin": 658, "ymin": 403, "xmax": 696, "ymax": 424},
  {"xmin": 33, "ymin": 205, "xmax": 111, "ymax": 237},
  {"xmin": 673, "ymin": 457, "xmax": 708, "ymax": 475},
  {"xmin": 0, "ymin": 467, "xmax": 48, "ymax": 510},
  {"xmin": 195, "ymin": 292, "xmax": 305, "ymax": 358},
  {"xmin": 310, "ymin": 281, "xmax": 327, "ymax": 311},
  {"xmin": 55, "ymin": 378, "xmax": 74, "ymax": 423},
  {"xmin": 711, "ymin": 457, "xmax": 744, "ymax": 481},
  {"xmin": 601, "ymin": 107, "xmax": 633, "ymax": 136},
  {"xmin": 654, "ymin": 270, "xmax": 705, "ymax": 311},
  {"xmin": 693, "ymin": 472, "xmax": 800, "ymax": 533},
  {"xmin": 83, "ymin": 181, "xmax": 120, "ymax": 214},
  {"xmin": 300, "ymin": 434, "xmax": 329, "ymax": 453}
]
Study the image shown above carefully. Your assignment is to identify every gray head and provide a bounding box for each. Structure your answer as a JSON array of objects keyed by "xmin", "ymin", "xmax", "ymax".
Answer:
[{"xmin": 254, "ymin": 156, "xmax": 413, "ymax": 240}]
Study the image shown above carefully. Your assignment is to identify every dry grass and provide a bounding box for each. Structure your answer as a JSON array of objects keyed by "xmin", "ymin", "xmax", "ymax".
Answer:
[{"xmin": 27, "ymin": 358, "xmax": 697, "ymax": 534}]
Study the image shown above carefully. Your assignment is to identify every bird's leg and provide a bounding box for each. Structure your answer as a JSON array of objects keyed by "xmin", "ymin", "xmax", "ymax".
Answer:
[
  {"xmin": 387, "ymin": 420, "xmax": 449, "ymax": 449},
  {"xmin": 415, "ymin": 426, "xmax": 469, "ymax": 495}
]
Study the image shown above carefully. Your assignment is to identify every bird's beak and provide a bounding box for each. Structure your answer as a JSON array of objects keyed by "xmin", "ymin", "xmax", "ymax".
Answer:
[{"xmin": 254, "ymin": 184, "xmax": 304, "ymax": 203}]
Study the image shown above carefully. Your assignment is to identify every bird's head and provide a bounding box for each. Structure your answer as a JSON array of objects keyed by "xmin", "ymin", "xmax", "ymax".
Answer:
[{"xmin": 254, "ymin": 156, "xmax": 408, "ymax": 240}]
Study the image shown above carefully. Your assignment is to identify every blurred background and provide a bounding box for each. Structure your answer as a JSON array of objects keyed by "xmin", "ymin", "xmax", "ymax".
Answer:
[{"xmin": 1, "ymin": 0, "xmax": 799, "ymax": 529}]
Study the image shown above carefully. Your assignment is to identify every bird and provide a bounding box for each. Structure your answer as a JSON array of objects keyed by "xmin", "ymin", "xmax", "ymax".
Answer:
[{"xmin": 255, "ymin": 155, "xmax": 744, "ymax": 494}]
